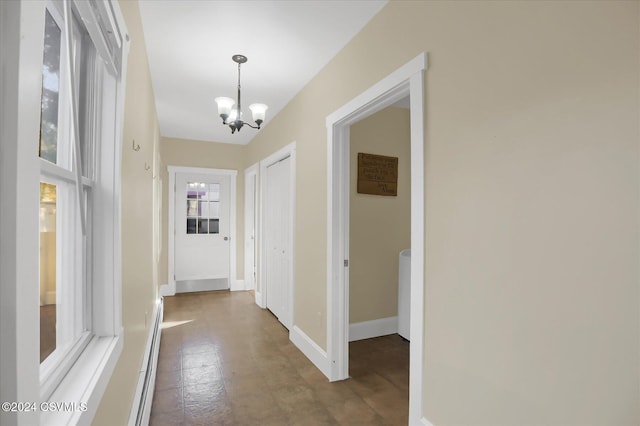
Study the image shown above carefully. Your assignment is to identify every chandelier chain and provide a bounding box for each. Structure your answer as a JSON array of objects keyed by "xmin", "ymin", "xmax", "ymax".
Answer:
[{"xmin": 236, "ymin": 61, "xmax": 242, "ymax": 118}]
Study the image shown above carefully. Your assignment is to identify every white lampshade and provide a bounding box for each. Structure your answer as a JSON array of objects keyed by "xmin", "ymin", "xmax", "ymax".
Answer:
[
  {"xmin": 249, "ymin": 103, "xmax": 268, "ymax": 123},
  {"xmin": 214, "ymin": 97, "xmax": 235, "ymax": 117}
]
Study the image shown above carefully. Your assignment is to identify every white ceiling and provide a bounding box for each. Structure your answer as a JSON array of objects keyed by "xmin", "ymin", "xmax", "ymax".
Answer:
[{"xmin": 138, "ymin": 0, "xmax": 388, "ymax": 145}]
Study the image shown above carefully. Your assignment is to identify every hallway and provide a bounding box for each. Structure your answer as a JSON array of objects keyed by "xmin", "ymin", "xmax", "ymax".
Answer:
[{"xmin": 150, "ymin": 291, "xmax": 408, "ymax": 425}]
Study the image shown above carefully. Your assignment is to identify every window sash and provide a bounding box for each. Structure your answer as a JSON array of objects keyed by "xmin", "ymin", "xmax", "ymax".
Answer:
[{"xmin": 38, "ymin": 173, "xmax": 90, "ymax": 394}]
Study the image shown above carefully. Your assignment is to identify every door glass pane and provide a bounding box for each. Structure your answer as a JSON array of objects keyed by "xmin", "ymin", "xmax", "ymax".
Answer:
[
  {"xmin": 199, "ymin": 201, "xmax": 209, "ymax": 218},
  {"xmin": 187, "ymin": 200, "xmax": 197, "ymax": 217},
  {"xmin": 186, "ymin": 218, "xmax": 196, "ymax": 234},
  {"xmin": 39, "ymin": 182, "xmax": 57, "ymax": 363},
  {"xmin": 210, "ymin": 201, "xmax": 220, "ymax": 219},
  {"xmin": 39, "ymin": 11, "xmax": 62, "ymax": 164},
  {"xmin": 208, "ymin": 219, "xmax": 219, "ymax": 234},
  {"xmin": 208, "ymin": 184, "xmax": 220, "ymax": 201},
  {"xmin": 197, "ymin": 182, "xmax": 206, "ymax": 199},
  {"xmin": 197, "ymin": 218, "xmax": 208, "ymax": 234},
  {"xmin": 187, "ymin": 182, "xmax": 200, "ymax": 199}
]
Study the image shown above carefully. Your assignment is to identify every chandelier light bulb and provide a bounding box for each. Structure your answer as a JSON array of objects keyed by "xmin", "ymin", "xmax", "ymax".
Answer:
[{"xmin": 227, "ymin": 108, "xmax": 238, "ymax": 123}]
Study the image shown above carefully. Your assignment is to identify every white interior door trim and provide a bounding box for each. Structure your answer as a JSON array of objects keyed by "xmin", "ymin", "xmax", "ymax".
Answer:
[
  {"xmin": 244, "ymin": 162, "xmax": 259, "ymax": 291},
  {"xmin": 326, "ymin": 53, "xmax": 427, "ymax": 424},
  {"xmin": 257, "ymin": 142, "xmax": 296, "ymax": 329},
  {"xmin": 166, "ymin": 165, "xmax": 237, "ymax": 296}
]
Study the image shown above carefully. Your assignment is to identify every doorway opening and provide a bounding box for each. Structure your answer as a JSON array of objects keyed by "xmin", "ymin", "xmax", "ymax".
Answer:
[
  {"xmin": 326, "ymin": 53, "xmax": 426, "ymax": 424},
  {"xmin": 347, "ymin": 101, "xmax": 412, "ymax": 422},
  {"xmin": 347, "ymin": 101, "xmax": 412, "ymax": 421}
]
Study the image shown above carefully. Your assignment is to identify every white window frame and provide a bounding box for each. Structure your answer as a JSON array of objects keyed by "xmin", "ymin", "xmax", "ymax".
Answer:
[
  {"xmin": 38, "ymin": 2, "xmax": 94, "ymax": 399},
  {"xmin": 0, "ymin": 1, "xmax": 130, "ymax": 424}
]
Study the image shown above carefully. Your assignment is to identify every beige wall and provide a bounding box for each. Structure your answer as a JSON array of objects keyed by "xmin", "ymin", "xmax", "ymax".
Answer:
[
  {"xmin": 93, "ymin": 1, "xmax": 161, "ymax": 424},
  {"xmin": 159, "ymin": 137, "xmax": 246, "ymax": 285},
  {"xmin": 349, "ymin": 107, "xmax": 411, "ymax": 324},
  {"xmin": 246, "ymin": 1, "xmax": 639, "ymax": 424}
]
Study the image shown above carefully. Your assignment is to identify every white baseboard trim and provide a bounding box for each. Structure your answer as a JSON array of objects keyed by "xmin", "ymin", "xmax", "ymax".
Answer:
[
  {"xmin": 230, "ymin": 279, "xmax": 245, "ymax": 291},
  {"xmin": 290, "ymin": 325, "xmax": 331, "ymax": 379},
  {"xmin": 44, "ymin": 290, "xmax": 56, "ymax": 305},
  {"xmin": 128, "ymin": 299, "xmax": 163, "ymax": 426},
  {"xmin": 255, "ymin": 290, "xmax": 265, "ymax": 308},
  {"xmin": 159, "ymin": 283, "xmax": 173, "ymax": 297},
  {"xmin": 421, "ymin": 417, "xmax": 434, "ymax": 426},
  {"xmin": 349, "ymin": 316, "xmax": 398, "ymax": 342}
]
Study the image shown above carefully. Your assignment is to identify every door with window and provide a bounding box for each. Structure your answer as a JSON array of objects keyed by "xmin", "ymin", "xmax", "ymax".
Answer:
[{"xmin": 175, "ymin": 172, "xmax": 231, "ymax": 292}]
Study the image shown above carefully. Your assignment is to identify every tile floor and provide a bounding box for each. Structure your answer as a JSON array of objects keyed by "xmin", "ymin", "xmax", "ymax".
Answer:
[{"xmin": 150, "ymin": 290, "xmax": 409, "ymax": 425}]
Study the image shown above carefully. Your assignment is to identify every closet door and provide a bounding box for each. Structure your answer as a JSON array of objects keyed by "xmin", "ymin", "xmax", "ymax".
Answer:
[{"xmin": 264, "ymin": 156, "xmax": 292, "ymax": 328}]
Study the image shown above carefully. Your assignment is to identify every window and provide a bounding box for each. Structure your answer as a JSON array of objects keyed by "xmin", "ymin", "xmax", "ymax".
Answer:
[
  {"xmin": 36, "ymin": 0, "xmax": 129, "ymax": 405},
  {"xmin": 1, "ymin": 0, "xmax": 128, "ymax": 423},
  {"xmin": 186, "ymin": 182, "xmax": 220, "ymax": 234},
  {"xmin": 38, "ymin": 4, "xmax": 92, "ymax": 389}
]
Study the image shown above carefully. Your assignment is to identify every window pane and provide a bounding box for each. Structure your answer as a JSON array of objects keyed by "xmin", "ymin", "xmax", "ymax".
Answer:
[
  {"xmin": 186, "ymin": 182, "xmax": 220, "ymax": 234},
  {"xmin": 187, "ymin": 182, "xmax": 198, "ymax": 199},
  {"xmin": 199, "ymin": 201, "xmax": 209, "ymax": 218},
  {"xmin": 39, "ymin": 11, "xmax": 62, "ymax": 164},
  {"xmin": 40, "ymin": 182, "xmax": 57, "ymax": 363},
  {"xmin": 209, "ymin": 219, "xmax": 219, "ymax": 234},
  {"xmin": 187, "ymin": 200, "xmax": 197, "ymax": 217},
  {"xmin": 208, "ymin": 184, "xmax": 220, "ymax": 201},
  {"xmin": 210, "ymin": 201, "xmax": 220, "ymax": 219},
  {"xmin": 186, "ymin": 218, "xmax": 196, "ymax": 234},
  {"xmin": 77, "ymin": 26, "xmax": 96, "ymax": 179}
]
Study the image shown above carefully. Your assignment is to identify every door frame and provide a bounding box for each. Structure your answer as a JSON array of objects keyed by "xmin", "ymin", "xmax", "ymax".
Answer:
[
  {"xmin": 165, "ymin": 165, "xmax": 237, "ymax": 296},
  {"xmin": 326, "ymin": 53, "xmax": 427, "ymax": 424},
  {"xmin": 256, "ymin": 142, "xmax": 296, "ymax": 330},
  {"xmin": 244, "ymin": 162, "xmax": 259, "ymax": 291}
]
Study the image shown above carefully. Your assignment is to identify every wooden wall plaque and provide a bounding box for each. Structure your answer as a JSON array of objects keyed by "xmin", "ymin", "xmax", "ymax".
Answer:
[{"xmin": 357, "ymin": 152, "xmax": 398, "ymax": 196}]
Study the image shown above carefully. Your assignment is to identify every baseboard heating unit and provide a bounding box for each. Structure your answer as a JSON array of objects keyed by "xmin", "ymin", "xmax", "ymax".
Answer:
[{"xmin": 128, "ymin": 298, "xmax": 163, "ymax": 426}]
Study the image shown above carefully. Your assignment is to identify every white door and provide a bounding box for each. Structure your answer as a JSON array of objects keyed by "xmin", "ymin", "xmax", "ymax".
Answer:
[
  {"xmin": 264, "ymin": 156, "xmax": 292, "ymax": 328},
  {"xmin": 175, "ymin": 172, "xmax": 230, "ymax": 292}
]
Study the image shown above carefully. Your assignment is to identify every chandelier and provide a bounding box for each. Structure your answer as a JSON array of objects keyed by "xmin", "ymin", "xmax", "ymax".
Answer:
[{"xmin": 214, "ymin": 55, "xmax": 268, "ymax": 134}]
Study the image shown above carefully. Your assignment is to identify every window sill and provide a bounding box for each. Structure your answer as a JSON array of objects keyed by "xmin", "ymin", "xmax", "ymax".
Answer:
[{"xmin": 41, "ymin": 333, "xmax": 122, "ymax": 426}]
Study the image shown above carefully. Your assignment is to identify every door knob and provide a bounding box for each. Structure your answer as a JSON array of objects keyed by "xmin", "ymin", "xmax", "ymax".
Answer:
[{"xmin": 224, "ymin": 236, "xmax": 229, "ymax": 241}]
